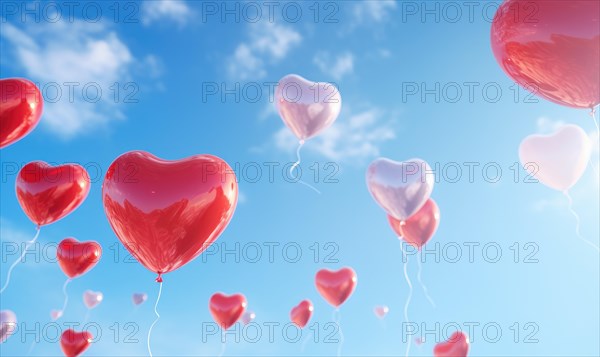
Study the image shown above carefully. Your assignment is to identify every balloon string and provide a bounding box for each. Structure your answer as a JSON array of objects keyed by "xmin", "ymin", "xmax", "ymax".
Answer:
[
  {"xmin": 417, "ymin": 251, "xmax": 436, "ymax": 308},
  {"xmin": 83, "ymin": 310, "xmax": 90, "ymax": 324},
  {"xmin": 60, "ymin": 278, "xmax": 71, "ymax": 315},
  {"xmin": 563, "ymin": 191, "xmax": 599, "ymax": 252},
  {"xmin": 400, "ymin": 242, "xmax": 413, "ymax": 357},
  {"xmin": 332, "ymin": 308, "xmax": 344, "ymax": 357},
  {"xmin": 218, "ymin": 329, "xmax": 226, "ymax": 357},
  {"xmin": 290, "ymin": 141, "xmax": 322, "ymax": 194},
  {"xmin": 0, "ymin": 226, "xmax": 41, "ymax": 294},
  {"xmin": 301, "ymin": 329, "xmax": 312, "ymax": 351},
  {"xmin": 147, "ymin": 282, "xmax": 163, "ymax": 357},
  {"xmin": 589, "ymin": 108, "xmax": 600, "ymax": 178}
]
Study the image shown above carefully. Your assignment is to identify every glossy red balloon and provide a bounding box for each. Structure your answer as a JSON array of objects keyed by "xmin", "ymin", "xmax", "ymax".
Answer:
[
  {"xmin": 388, "ymin": 199, "xmax": 440, "ymax": 249},
  {"xmin": 0, "ymin": 78, "xmax": 43, "ymax": 148},
  {"xmin": 57, "ymin": 238, "xmax": 102, "ymax": 279},
  {"xmin": 209, "ymin": 292, "xmax": 247, "ymax": 330},
  {"xmin": 102, "ymin": 151, "xmax": 238, "ymax": 281},
  {"xmin": 60, "ymin": 329, "xmax": 92, "ymax": 357},
  {"xmin": 491, "ymin": 0, "xmax": 600, "ymax": 109},
  {"xmin": 290, "ymin": 299, "xmax": 313, "ymax": 328},
  {"xmin": 16, "ymin": 162, "xmax": 91, "ymax": 226},
  {"xmin": 434, "ymin": 331, "xmax": 470, "ymax": 357},
  {"xmin": 315, "ymin": 267, "xmax": 357, "ymax": 308}
]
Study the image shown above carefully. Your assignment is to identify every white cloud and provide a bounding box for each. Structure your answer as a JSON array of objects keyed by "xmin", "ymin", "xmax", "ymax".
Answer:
[
  {"xmin": 535, "ymin": 117, "xmax": 566, "ymax": 133},
  {"xmin": 274, "ymin": 108, "xmax": 395, "ymax": 162},
  {"xmin": 142, "ymin": 0, "xmax": 192, "ymax": 27},
  {"xmin": 1, "ymin": 21, "xmax": 152, "ymax": 138},
  {"xmin": 313, "ymin": 52, "xmax": 354, "ymax": 81},
  {"xmin": 227, "ymin": 22, "xmax": 302, "ymax": 80},
  {"xmin": 353, "ymin": 0, "xmax": 397, "ymax": 23}
]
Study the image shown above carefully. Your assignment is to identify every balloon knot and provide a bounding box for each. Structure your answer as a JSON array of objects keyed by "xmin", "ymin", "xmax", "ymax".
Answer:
[{"xmin": 155, "ymin": 274, "xmax": 163, "ymax": 283}]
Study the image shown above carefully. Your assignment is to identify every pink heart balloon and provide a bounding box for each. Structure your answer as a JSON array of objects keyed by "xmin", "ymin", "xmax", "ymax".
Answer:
[
  {"xmin": 132, "ymin": 293, "xmax": 147, "ymax": 306},
  {"xmin": 434, "ymin": 331, "xmax": 470, "ymax": 357},
  {"xmin": 83, "ymin": 290, "xmax": 103, "ymax": 309},
  {"xmin": 373, "ymin": 305, "xmax": 389, "ymax": 319},
  {"xmin": 315, "ymin": 267, "xmax": 357, "ymax": 308},
  {"xmin": 366, "ymin": 158, "xmax": 435, "ymax": 221},
  {"xmin": 519, "ymin": 124, "xmax": 591, "ymax": 192},
  {"xmin": 0, "ymin": 310, "xmax": 17, "ymax": 343},
  {"xmin": 50, "ymin": 310, "xmax": 63, "ymax": 321},
  {"xmin": 275, "ymin": 74, "xmax": 342, "ymax": 142},
  {"xmin": 241, "ymin": 311, "xmax": 256, "ymax": 325},
  {"xmin": 388, "ymin": 199, "xmax": 440, "ymax": 249},
  {"xmin": 290, "ymin": 299, "xmax": 313, "ymax": 328}
]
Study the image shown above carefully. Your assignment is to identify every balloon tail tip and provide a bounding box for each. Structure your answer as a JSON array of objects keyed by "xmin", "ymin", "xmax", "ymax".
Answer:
[{"xmin": 155, "ymin": 274, "xmax": 163, "ymax": 283}]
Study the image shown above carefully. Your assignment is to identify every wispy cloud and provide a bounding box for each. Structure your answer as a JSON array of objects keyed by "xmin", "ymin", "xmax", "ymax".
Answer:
[
  {"xmin": 535, "ymin": 117, "xmax": 566, "ymax": 133},
  {"xmin": 227, "ymin": 22, "xmax": 302, "ymax": 80},
  {"xmin": 1, "ymin": 21, "xmax": 156, "ymax": 139},
  {"xmin": 313, "ymin": 52, "xmax": 354, "ymax": 81},
  {"xmin": 352, "ymin": 0, "xmax": 397, "ymax": 24},
  {"xmin": 141, "ymin": 0, "xmax": 192, "ymax": 27}
]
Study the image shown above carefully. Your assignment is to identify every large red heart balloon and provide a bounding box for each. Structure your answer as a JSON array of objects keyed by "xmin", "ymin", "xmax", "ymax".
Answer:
[
  {"xmin": 290, "ymin": 299, "xmax": 313, "ymax": 328},
  {"xmin": 57, "ymin": 238, "xmax": 102, "ymax": 278},
  {"xmin": 0, "ymin": 78, "xmax": 43, "ymax": 148},
  {"xmin": 209, "ymin": 292, "xmax": 247, "ymax": 330},
  {"xmin": 102, "ymin": 151, "xmax": 238, "ymax": 281},
  {"xmin": 60, "ymin": 329, "xmax": 92, "ymax": 357},
  {"xmin": 388, "ymin": 199, "xmax": 440, "ymax": 249},
  {"xmin": 434, "ymin": 331, "xmax": 470, "ymax": 357},
  {"xmin": 491, "ymin": 0, "xmax": 600, "ymax": 109},
  {"xmin": 16, "ymin": 162, "xmax": 91, "ymax": 226},
  {"xmin": 315, "ymin": 267, "xmax": 357, "ymax": 308}
]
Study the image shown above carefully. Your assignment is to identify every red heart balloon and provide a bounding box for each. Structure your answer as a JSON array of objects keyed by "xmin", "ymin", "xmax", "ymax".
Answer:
[
  {"xmin": 209, "ymin": 292, "xmax": 247, "ymax": 330},
  {"xmin": 315, "ymin": 267, "xmax": 357, "ymax": 308},
  {"xmin": 57, "ymin": 238, "xmax": 102, "ymax": 278},
  {"xmin": 388, "ymin": 199, "xmax": 440, "ymax": 249},
  {"xmin": 60, "ymin": 329, "xmax": 92, "ymax": 357},
  {"xmin": 0, "ymin": 78, "xmax": 43, "ymax": 148},
  {"xmin": 290, "ymin": 299, "xmax": 313, "ymax": 328},
  {"xmin": 491, "ymin": 0, "xmax": 600, "ymax": 109},
  {"xmin": 16, "ymin": 162, "xmax": 91, "ymax": 226},
  {"xmin": 102, "ymin": 151, "xmax": 238, "ymax": 281},
  {"xmin": 434, "ymin": 331, "xmax": 470, "ymax": 357}
]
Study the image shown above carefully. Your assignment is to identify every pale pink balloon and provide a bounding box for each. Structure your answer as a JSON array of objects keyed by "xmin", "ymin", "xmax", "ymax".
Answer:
[
  {"xmin": 83, "ymin": 290, "xmax": 103, "ymax": 310},
  {"xmin": 519, "ymin": 124, "xmax": 591, "ymax": 192},
  {"xmin": 366, "ymin": 158, "xmax": 435, "ymax": 220},
  {"xmin": 50, "ymin": 310, "xmax": 63, "ymax": 321},
  {"xmin": 373, "ymin": 305, "xmax": 389, "ymax": 319},
  {"xmin": 241, "ymin": 311, "xmax": 256, "ymax": 325},
  {"xmin": 275, "ymin": 74, "xmax": 342, "ymax": 142},
  {"xmin": 132, "ymin": 293, "xmax": 147, "ymax": 306},
  {"xmin": 0, "ymin": 310, "xmax": 17, "ymax": 343}
]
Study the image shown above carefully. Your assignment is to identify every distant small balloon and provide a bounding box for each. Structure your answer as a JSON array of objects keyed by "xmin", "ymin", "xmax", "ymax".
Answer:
[
  {"xmin": 50, "ymin": 310, "xmax": 63, "ymax": 321},
  {"xmin": 290, "ymin": 300, "xmax": 314, "ymax": 328},
  {"xmin": 83, "ymin": 290, "xmax": 103, "ymax": 310},
  {"xmin": 415, "ymin": 337, "xmax": 425, "ymax": 346},
  {"xmin": 241, "ymin": 311, "xmax": 256, "ymax": 325},
  {"xmin": 132, "ymin": 293, "xmax": 147, "ymax": 306},
  {"xmin": 0, "ymin": 310, "xmax": 17, "ymax": 343},
  {"xmin": 373, "ymin": 305, "xmax": 389, "ymax": 319}
]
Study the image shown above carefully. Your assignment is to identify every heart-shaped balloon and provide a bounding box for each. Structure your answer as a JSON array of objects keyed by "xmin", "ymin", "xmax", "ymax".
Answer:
[
  {"xmin": 50, "ymin": 309, "xmax": 63, "ymax": 321},
  {"xmin": 132, "ymin": 293, "xmax": 147, "ymax": 306},
  {"xmin": 16, "ymin": 162, "xmax": 91, "ymax": 226},
  {"xmin": 366, "ymin": 158, "xmax": 434, "ymax": 221},
  {"xmin": 275, "ymin": 74, "xmax": 342, "ymax": 142},
  {"xmin": 388, "ymin": 199, "xmax": 440, "ymax": 249},
  {"xmin": 241, "ymin": 311, "xmax": 256, "ymax": 325},
  {"xmin": 434, "ymin": 331, "xmax": 470, "ymax": 357},
  {"xmin": 60, "ymin": 329, "xmax": 92, "ymax": 357},
  {"xmin": 57, "ymin": 238, "xmax": 102, "ymax": 279},
  {"xmin": 290, "ymin": 299, "xmax": 313, "ymax": 328},
  {"xmin": 102, "ymin": 151, "xmax": 238, "ymax": 281},
  {"xmin": 0, "ymin": 310, "xmax": 17, "ymax": 343},
  {"xmin": 491, "ymin": 0, "xmax": 599, "ymax": 109},
  {"xmin": 315, "ymin": 267, "xmax": 357, "ymax": 308},
  {"xmin": 373, "ymin": 305, "xmax": 389, "ymax": 319},
  {"xmin": 519, "ymin": 124, "xmax": 591, "ymax": 192},
  {"xmin": 0, "ymin": 78, "xmax": 43, "ymax": 148},
  {"xmin": 83, "ymin": 290, "xmax": 103, "ymax": 309},
  {"xmin": 209, "ymin": 292, "xmax": 247, "ymax": 330}
]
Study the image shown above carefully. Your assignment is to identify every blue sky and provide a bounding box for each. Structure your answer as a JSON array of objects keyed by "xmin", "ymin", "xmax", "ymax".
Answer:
[{"xmin": 1, "ymin": 1, "xmax": 599, "ymax": 356}]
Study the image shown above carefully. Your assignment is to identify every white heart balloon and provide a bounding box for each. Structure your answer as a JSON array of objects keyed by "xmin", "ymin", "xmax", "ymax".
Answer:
[
  {"xmin": 519, "ymin": 124, "xmax": 591, "ymax": 192},
  {"xmin": 366, "ymin": 158, "xmax": 435, "ymax": 220},
  {"xmin": 0, "ymin": 310, "xmax": 17, "ymax": 343},
  {"xmin": 83, "ymin": 290, "xmax": 103, "ymax": 309}
]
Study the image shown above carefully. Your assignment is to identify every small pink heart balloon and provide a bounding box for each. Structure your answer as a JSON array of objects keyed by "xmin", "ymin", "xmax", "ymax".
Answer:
[
  {"xmin": 434, "ymin": 331, "xmax": 470, "ymax": 357},
  {"xmin": 241, "ymin": 311, "xmax": 256, "ymax": 325},
  {"xmin": 50, "ymin": 310, "xmax": 63, "ymax": 321},
  {"xmin": 519, "ymin": 124, "xmax": 591, "ymax": 192},
  {"xmin": 275, "ymin": 74, "xmax": 342, "ymax": 142},
  {"xmin": 388, "ymin": 199, "xmax": 440, "ymax": 249},
  {"xmin": 83, "ymin": 290, "xmax": 103, "ymax": 310},
  {"xmin": 0, "ymin": 310, "xmax": 17, "ymax": 343},
  {"xmin": 373, "ymin": 305, "xmax": 389, "ymax": 319},
  {"xmin": 366, "ymin": 158, "xmax": 435, "ymax": 221},
  {"xmin": 132, "ymin": 293, "xmax": 147, "ymax": 306}
]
